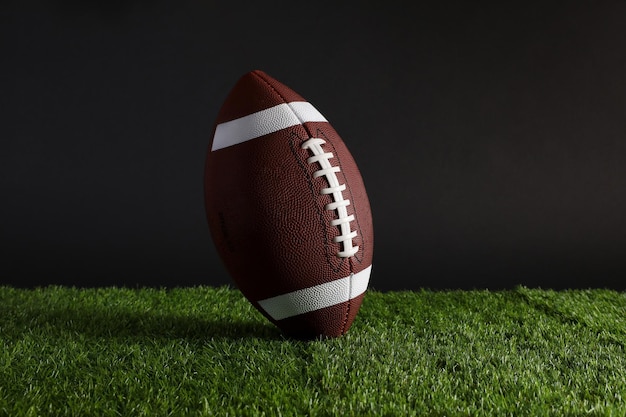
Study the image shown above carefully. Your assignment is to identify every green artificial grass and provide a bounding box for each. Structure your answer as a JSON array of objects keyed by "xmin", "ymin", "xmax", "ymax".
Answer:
[{"xmin": 0, "ymin": 286, "xmax": 625, "ymax": 416}]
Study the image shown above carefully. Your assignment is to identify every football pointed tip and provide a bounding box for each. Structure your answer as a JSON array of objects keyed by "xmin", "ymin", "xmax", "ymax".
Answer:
[
  {"xmin": 230, "ymin": 70, "xmax": 268, "ymax": 85},
  {"xmin": 233, "ymin": 69, "xmax": 278, "ymax": 90},
  {"xmin": 243, "ymin": 69, "xmax": 271, "ymax": 81},
  {"xmin": 248, "ymin": 69, "xmax": 279, "ymax": 85}
]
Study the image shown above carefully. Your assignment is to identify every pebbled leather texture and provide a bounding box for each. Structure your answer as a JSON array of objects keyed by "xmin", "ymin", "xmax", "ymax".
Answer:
[{"xmin": 204, "ymin": 70, "xmax": 373, "ymax": 338}]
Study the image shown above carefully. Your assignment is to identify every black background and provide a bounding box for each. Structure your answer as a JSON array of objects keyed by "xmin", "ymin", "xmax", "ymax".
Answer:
[{"xmin": 2, "ymin": 1, "xmax": 625, "ymax": 290}]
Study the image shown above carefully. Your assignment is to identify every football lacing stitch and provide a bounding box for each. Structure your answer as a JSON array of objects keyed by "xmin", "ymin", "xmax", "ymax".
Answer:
[{"xmin": 301, "ymin": 137, "xmax": 359, "ymax": 258}]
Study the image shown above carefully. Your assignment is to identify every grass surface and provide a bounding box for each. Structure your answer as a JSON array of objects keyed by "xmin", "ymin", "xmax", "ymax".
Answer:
[{"xmin": 0, "ymin": 286, "xmax": 625, "ymax": 416}]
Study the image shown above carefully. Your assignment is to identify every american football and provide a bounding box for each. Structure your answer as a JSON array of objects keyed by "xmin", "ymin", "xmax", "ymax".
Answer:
[{"xmin": 204, "ymin": 70, "xmax": 373, "ymax": 338}]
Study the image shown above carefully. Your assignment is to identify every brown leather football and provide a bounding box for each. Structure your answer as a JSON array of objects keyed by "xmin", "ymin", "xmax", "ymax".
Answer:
[{"xmin": 204, "ymin": 70, "xmax": 373, "ymax": 338}]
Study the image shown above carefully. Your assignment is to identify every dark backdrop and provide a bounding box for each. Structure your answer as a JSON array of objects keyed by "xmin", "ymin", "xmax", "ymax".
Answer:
[{"xmin": 2, "ymin": 1, "xmax": 625, "ymax": 290}]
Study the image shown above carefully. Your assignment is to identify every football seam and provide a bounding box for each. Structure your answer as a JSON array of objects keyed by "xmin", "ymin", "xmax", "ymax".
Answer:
[
  {"xmin": 251, "ymin": 71, "xmax": 366, "ymax": 266},
  {"xmin": 342, "ymin": 257, "xmax": 355, "ymax": 335},
  {"xmin": 253, "ymin": 71, "xmax": 353, "ymax": 268},
  {"xmin": 288, "ymin": 130, "xmax": 345, "ymax": 274},
  {"xmin": 315, "ymin": 128, "xmax": 366, "ymax": 266},
  {"xmin": 252, "ymin": 71, "xmax": 364, "ymax": 333}
]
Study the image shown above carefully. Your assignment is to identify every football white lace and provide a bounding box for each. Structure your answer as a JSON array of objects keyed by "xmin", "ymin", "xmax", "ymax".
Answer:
[{"xmin": 301, "ymin": 137, "xmax": 359, "ymax": 258}]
